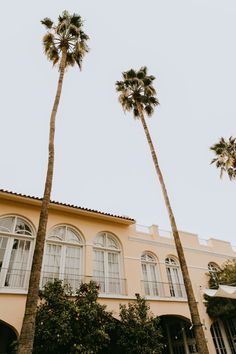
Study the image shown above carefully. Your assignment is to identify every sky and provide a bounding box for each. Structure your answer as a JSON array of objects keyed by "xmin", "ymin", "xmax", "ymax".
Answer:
[{"xmin": 1, "ymin": 0, "xmax": 236, "ymax": 246}]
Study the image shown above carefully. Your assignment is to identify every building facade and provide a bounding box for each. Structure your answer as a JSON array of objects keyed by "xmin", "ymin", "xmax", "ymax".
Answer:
[{"xmin": 0, "ymin": 190, "xmax": 235, "ymax": 354}]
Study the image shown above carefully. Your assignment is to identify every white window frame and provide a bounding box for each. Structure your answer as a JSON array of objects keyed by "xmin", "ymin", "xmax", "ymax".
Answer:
[
  {"xmin": 93, "ymin": 232, "xmax": 123, "ymax": 294},
  {"xmin": 41, "ymin": 225, "xmax": 84, "ymax": 292},
  {"xmin": 0, "ymin": 216, "xmax": 35, "ymax": 290},
  {"xmin": 141, "ymin": 252, "xmax": 161, "ymax": 296},
  {"xmin": 165, "ymin": 256, "xmax": 184, "ymax": 298}
]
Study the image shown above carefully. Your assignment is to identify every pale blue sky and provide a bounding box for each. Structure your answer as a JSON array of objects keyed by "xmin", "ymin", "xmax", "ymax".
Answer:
[{"xmin": 1, "ymin": 0, "xmax": 236, "ymax": 245}]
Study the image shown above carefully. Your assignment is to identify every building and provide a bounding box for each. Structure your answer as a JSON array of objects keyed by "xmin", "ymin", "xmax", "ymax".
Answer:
[{"xmin": 0, "ymin": 189, "xmax": 235, "ymax": 353}]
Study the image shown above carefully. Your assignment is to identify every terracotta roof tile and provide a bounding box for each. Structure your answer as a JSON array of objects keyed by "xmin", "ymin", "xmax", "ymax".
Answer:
[{"xmin": 0, "ymin": 189, "xmax": 135, "ymax": 223}]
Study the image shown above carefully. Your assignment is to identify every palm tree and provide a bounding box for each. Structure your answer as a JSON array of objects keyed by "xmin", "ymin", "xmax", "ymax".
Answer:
[
  {"xmin": 210, "ymin": 136, "xmax": 236, "ymax": 180},
  {"xmin": 116, "ymin": 67, "xmax": 209, "ymax": 354},
  {"xmin": 18, "ymin": 11, "xmax": 89, "ymax": 354}
]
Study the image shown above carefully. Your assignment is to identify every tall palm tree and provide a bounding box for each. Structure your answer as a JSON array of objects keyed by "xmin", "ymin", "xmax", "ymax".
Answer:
[
  {"xmin": 18, "ymin": 11, "xmax": 89, "ymax": 354},
  {"xmin": 210, "ymin": 136, "xmax": 236, "ymax": 180},
  {"xmin": 116, "ymin": 67, "xmax": 209, "ymax": 354}
]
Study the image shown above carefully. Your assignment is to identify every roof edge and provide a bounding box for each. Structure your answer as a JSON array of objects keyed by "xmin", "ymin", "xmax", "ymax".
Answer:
[{"xmin": 0, "ymin": 189, "xmax": 135, "ymax": 225}]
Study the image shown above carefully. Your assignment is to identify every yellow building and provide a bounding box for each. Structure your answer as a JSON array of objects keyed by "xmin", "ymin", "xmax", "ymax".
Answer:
[{"xmin": 0, "ymin": 189, "xmax": 235, "ymax": 354}]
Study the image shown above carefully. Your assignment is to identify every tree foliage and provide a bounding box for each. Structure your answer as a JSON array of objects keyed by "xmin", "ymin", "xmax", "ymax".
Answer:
[
  {"xmin": 117, "ymin": 294, "xmax": 163, "ymax": 354},
  {"xmin": 33, "ymin": 281, "xmax": 114, "ymax": 354},
  {"xmin": 116, "ymin": 66, "xmax": 159, "ymax": 118},
  {"xmin": 205, "ymin": 259, "xmax": 236, "ymax": 318},
  {"xmin": 41, "ymin": 10, "xmax": 89, "ymax": 68},
  {"xmin": 210, "ymin": 136, "xmax": 236, "ymax": 180},
  {"xmin": 33, "ymin": 280, "xmax": 77, "ymax": 354},
  {"xmin": 74, "ymin": 282, "xmax": 114, "ymax": 353},
  {"xmin": 33, "ymin": 282, "xmax": 164, "ymax": 354}
]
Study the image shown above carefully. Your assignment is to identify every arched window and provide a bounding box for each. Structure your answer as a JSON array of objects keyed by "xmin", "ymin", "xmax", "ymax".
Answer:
[
  {"xmin": 208, "ymin": 262, "xmax": 220, "ymax": 286},
  {"xmin": 165, "ymin": 257, "xmax": 184, "ymax": 297},
  {"xmin": 93, "ymin": 232, "xmax": 123, "ymax": 294},
  {"xmin": 141, "ymin": 252, "xmax": 161, "ymax": 296},
  {"xmin": 208, "ymin": 262, "xmax": 220, "ymax": 273},
  {"xmin": 42, "ymin": 225, "xmax": 84, "ymax": 291},
  {"xmin": 0, "ymin": 216, "xmax": 34, "ymax": 289}
]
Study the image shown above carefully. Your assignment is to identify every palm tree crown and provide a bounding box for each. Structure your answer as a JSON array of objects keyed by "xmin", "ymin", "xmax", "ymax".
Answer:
[
  {"xmin": 41, "ymin": 10, "xmax": 89, "ymax": 68},
  {"xmin": 116, "ymin": 67, "xmax": 159, "ymax": 117},
  {"xmin": 210, "ymin": 136, "xmax": 236, "ymax": 180}
]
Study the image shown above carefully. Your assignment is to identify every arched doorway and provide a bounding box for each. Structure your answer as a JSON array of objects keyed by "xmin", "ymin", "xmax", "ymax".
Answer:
[
  {"xmin": 160, "ymin": 315, "xmax": 197, "ymax": 354},
  {"xmin": 0, "ymin": 321, "xmax": 17, "ymax": 354}
]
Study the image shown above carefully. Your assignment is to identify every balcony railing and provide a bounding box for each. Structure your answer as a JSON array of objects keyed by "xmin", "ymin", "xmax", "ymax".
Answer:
[
  {"xmin": 141, "ymin": 280, "xmax": 187, "ymax": 299},
  {"xmin": 92, "ymin": 276, "xmax": 127, "ymax": 295},
  {"xmin": 0, "ymin": 268, "xmax": 127, "ymax": 295}
]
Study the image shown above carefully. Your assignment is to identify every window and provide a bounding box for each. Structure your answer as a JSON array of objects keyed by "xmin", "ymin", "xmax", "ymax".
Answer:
[
  {"xmin": 93, "ymin": 232, "xmax": 124, "ymax": 294},
  {"xmin": 208, "ymin": 262, "xmax": 220, "ymax": 287},
  {"xmin": 165, "ymin": 257, "xmax": 185, "ymax": 297},
  {"xmin": 211, "ymin": 321, "xmax": 228, "ymax": 354},
  {"xmin": 42, "ymin": 225, "xmax": 84, "ymax": 292},
  {"xmin": 0, "ymin": 216, "xmax": 34, "ymax": 289},
  {"xmin": 141, "ymin": 252, "xmax": 161, "ymax": 296},
  {"xmin": 208, "ymin": 262, "xmax": 220, "ymax": 273}
]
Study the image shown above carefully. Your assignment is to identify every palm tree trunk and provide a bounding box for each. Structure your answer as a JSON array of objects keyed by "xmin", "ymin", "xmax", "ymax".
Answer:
[
  {"xmin": 137, "ymin": 105, "xmax": 209, "ymax": 354},
  {"xmin": 18, "ymin": 49, "xmax": 67, "ymax": 354}
]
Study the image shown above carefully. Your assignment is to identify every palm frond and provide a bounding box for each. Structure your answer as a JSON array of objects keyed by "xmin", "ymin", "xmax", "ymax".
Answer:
[
  {"xmin": 116, "ymin": 67, "xmax": 158, "ymax": 119},
  {"xmin": 66, "ymin": 52, "xmax": 75, "ymax": 67},
  {"xmin": 145, "ymin": 105, "xmax": 154, "ymax": 116},
  {"xmin": 41, "ymin": 18, "xmax": 53, "ymax": 29},
  {"xmin": 70, "ymin": 13, "xmax": 83, "ymax": 27},
  {"xmin": 210, "ymin": 136, "xmax": 236, "ymax": 180},
  {"xmin": 41, "ymin": 10, "xmax": 89, "ymax": 69}
]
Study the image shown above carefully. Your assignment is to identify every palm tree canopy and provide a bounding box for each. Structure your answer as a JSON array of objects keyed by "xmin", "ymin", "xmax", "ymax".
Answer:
[
  {"xmin": 41, "ymin": 10, "xmax": 89, "ymax": 69},
  {"xmin": 116, "ymin": 67, "xmax": 159, "ymax": 118},
  {"xmin": 210, "ymin": 136, "xmax": 236, "ymax": 180}
]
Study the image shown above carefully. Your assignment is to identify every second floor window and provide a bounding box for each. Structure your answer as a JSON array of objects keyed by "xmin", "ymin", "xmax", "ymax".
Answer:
[
  {"xmin": 93, "ymin": 232, "xmax": 122, "ymax": 294},
  {"xmin": 0, "ymin": 216, "xmax": 34, "ymax": 289},
  {"xmin": 208, "ymin": 262, "xmax": 220, "ymax": 287},
  {"xmin": 42, "ymin": 225, "xmax": 84, "ymax": 291},
  {"xmin": 141, "ymin": 252, "xmax": 161, "ymax": 296},
  {"xmin": 165, "ymin": 257, "xmax": 184, "ymax": 297}
]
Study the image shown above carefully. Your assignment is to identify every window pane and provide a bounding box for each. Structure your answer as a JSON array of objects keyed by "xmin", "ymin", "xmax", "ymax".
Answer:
[
  {"xmin": 0, "ymin": 217, "xmax": 14, "ymax": 233},
  {"xmin": 49, "ymin": 226, "xmax": 65, "ymax": 241},
  {"xmin": 107, "ymin": 236, "xmax": 118, "ymax": 249},
  {"xmin": 0, "ymin": 237, "xmax": 8, "ymax": 270},
  {"xmin": 15, "ymin": 219, "xmax": 32, "ymax": 235},
  {"xmin": 93, "ymin": 250, "xmax": 105, "ymax": 292},
  {"xmin": 108, "ymin": 252, "xmax": 120, "ymax": 293},
  {"xmin": 94, "ymin": 234, "xmax": 105, "ymax": 247},
  {"xmin": 66, "ymin": 228, "xmax": 81, "ymax": 244},
  {"xmin": 108, "ymin": 252, "xmax": 119, "ymax": 278},
  {"xmin": 142, "ymin": 263, "xmax": 150, "ymax": 295},
  {"xmin": 5, "ymin": 239, "xmax": 31, "ymax": 288},
  {"xmin": 64, "ymin": 246, "xmax": 81, "ymax": 291},
  {"xmin": 42, "ymin": 244, "xmax": 61, "ymax": 286}
]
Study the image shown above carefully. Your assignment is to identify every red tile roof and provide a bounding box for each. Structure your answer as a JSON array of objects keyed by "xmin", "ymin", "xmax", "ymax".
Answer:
[{"xmin": 0, "ymin": 189, "xmax": 135, "ymax": 223}]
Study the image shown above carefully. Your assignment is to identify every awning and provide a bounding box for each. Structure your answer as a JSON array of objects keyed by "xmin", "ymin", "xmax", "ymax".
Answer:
[{"xmin": 204, "ymin": 285, "xmax": 236, "ymax": 299}]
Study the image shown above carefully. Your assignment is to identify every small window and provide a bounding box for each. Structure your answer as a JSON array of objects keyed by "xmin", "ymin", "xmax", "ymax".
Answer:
[
  {"xmin": 208, "ymin": 262, "xmax": 220, "ymax": 273},
  {"xmin": 208, "ymin": 262, "xmax": 220, "ymax": 287}
]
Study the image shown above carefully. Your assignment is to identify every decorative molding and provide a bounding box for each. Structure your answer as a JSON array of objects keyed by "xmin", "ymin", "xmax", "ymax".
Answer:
[{"xmin": 128, "ymin": 236, "xmax": 235, "ymax": 259}]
